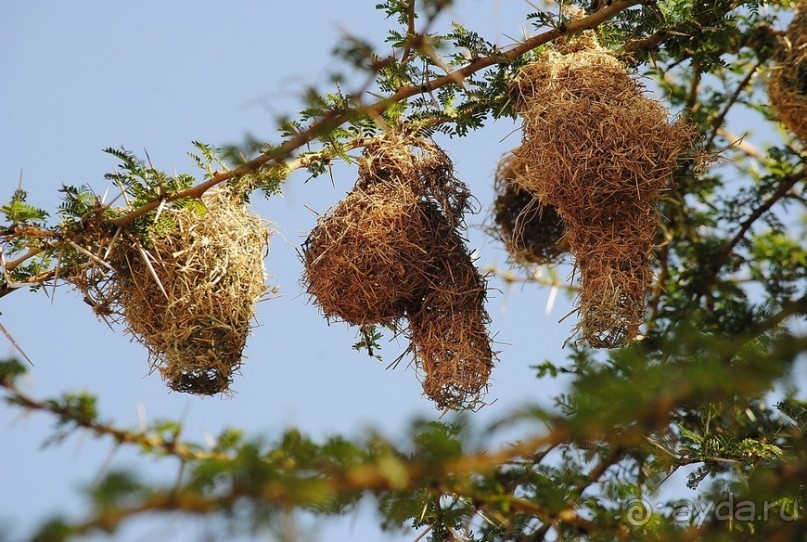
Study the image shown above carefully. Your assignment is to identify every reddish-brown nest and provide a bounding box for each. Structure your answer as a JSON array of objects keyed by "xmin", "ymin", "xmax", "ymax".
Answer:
[
  {"xmin": 510, "ymin": 34, "xmax": 695, "ymax": 348},
  {"xmin": 768, "ymin": 1, "xmax": 807, "ymax": 141},
  {"xmin": 409, "ymin": 204, "xmax": 493, "ymax": 410},
  {"xmin": 491, "ymin": 151, "xmax": 567, "ymax": 265},
  {"xmin": 302, "ymin": 180, "xmax": 433, "ymax": 326},
  {"xmin": 303, "ymin": 134, "xmax": 494, "ymax": 409}
]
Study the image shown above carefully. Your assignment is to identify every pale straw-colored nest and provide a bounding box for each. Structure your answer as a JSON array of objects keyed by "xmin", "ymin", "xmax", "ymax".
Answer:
[
  {"xmin": 768, "ymin": 1, "xmax": 807, "ymax": 141},
  {"xmin": 511, "ymin": 33, "xmax": 695, "ymax": 348},
  {"xmin": 69, "ymin": 189, "xmax": 270, "ymax": 395}
]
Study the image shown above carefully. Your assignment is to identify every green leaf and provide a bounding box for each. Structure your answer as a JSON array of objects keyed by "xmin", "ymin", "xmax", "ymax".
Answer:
[{"xmin": 0, "ymin": 189, "xmax": 48, "ymax": 224}]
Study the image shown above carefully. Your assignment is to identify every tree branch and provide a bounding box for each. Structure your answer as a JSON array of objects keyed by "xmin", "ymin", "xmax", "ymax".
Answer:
[
  {"xmin": 619, "ymin": 0, "xmax": 745, "ymax": 57},
  {"xmin": 0, "ymin": 378, "xmax": 230, "ymax": 462},
  {"xmin": 712, "ymin": 171, "xmax": 805, "ymax": 273},
  {"xmin": 483, "ymin": 265, "xmax": 580, "ymax": 291},
  {"xmin": 1, "ymin": 2, "xmax": 645, "ymax": 291},
  {"xmin": 704, "ymin": 61, "xmax": 761, "ymax": 150},
  {"xmin": 110, "ymin": 1, "xmax": 643, "ymax": 227}
]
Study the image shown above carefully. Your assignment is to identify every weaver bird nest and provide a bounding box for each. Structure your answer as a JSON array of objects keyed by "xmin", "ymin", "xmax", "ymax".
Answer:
[
  {"xmin": 408, "ymin": 203, "xmax": 493, "ymax": 409},
  {"xmin": 768, "ymin": 0, "xmax": 807, "ymax": 141},
  {"xmin": 68, "ymin": 189, "xmax": 270, "ymax": 395},
  {"xmin": 511, "ymin": 34, "xmax": 695, "ymax": 348},
  {"xmin": 491, "ymin": 150, "xmax": 567, "ymax": 265},
  {"xmin": 303, "ymin": 135, "xmax": 493, "ymax": 409}
]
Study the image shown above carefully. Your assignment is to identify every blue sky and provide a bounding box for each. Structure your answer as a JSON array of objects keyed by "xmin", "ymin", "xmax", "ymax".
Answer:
[{"xmin": 0, "ymin": 2, "xmax": 586, "ymax": 540}]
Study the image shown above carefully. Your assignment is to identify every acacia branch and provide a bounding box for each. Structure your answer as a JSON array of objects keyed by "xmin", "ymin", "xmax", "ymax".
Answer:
[
  {"xmin": 1, "ymin": 2, "xmax": 644, "ymax": 290},
  {"xmin": 1, "ymin": 225, "xmax": 60, "ymax": 270},
  {"xmin": 13, "ymin": 320, "xmax": 804, "ymax": 539},
  {"xmin": 483, "ymin": 265, "xmax": 580, "ymax": 291},
  {"xmin": 619, "ymin": 0, "xmax": 745, "ymax": 56},
  {"xmin": 59, "ymin": 430, "xmax": 567, "ymax": 537},
  {"xmin": 704, "ymin": 61, "xmax": 761, "ymax": 150},
  {"xmin": 110, "ymin": 1, "xmax": 642, "ymax": 227},
  {"xmin": 718, "ymin": 128, "xmax": 765, "ymax": 162},
  {"xmin": 0, "ymin": 268, "xmax": 56, "ymax": 299},
  {"xmin": 712, "ymin": 171, "xmax": 805, "ymax": 273},
  {"xmin": 400, "ymin": 0, "xmax": 418, "ymax": 63},
  {"xmin": 0, "ymin": 378, "xmax": 230, "ymax": 462}
]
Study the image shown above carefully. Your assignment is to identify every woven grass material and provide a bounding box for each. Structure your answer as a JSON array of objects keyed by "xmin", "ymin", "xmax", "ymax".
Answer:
[
  {"xmin": 768, "ymin": 0, "xmax": 807, "ymax": 141},
  {"xmin": 69, "ymin": 189, "xmax": 270, "ymax": 395},
  {"xmin": 303, "ymin": 134, "xmax": 493, "ymax": 409},
  {"xmin": 408, "ymin": 203, "xmax": 493, "ymax": 410},
  {"xmin": 302, "ymin": 181, "xmax": 434, "ymax": 326},
  {"xmin": 491, "ymin": 150, "xmax": 567, "ymax": 265},
  {"xmin": 511, "ymin": 34, "xmax": 694, "ymax": 348}
]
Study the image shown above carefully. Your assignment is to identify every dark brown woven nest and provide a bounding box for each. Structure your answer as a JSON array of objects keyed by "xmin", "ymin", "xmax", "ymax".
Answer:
[
  {"xmin": 302, "ymin": 134, "xmax": 469, "ymax": 326},
  {"xmin": 409, "ymin": 204, "xmax": 493, "ymax": 410},
  {"xmin": 303, "ymin": 134, "xmax": 494, "ymax": 409},
  {"xmin": 356, "ymin": 136, "xmax": 470, "ymax": 225},
  {"xmin": 768, "ymin": 1, "xmax": 807, "ymax": 141},
  {"xmin": 491, "ymin": 151, "xmax": 567, "ymax": 265},
  {"xmin": 68, "ymin": 189, "xmax": 270, "ymax": 395},
  {"xmin": 302, "ymin": 180, "xmax": 434, "ymax": 326},
  {"xmin": 510, "ymin": 33, "xmax": 696, "ymax": 348}
]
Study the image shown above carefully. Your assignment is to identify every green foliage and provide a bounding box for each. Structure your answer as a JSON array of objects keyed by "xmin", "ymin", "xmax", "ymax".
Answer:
[
  {"xmin": 531, "ymin": 360, "xmax": 559, "ymax": 378},
  {"xmin": 0, "ymin": 189, "xmax": 48, "ymax": 225},
  {"xmin": 352, "ymin": 325, "xmax": 384, "ymax": 361},
  {"xmin": 32, "ymin": 392, "xmax": 100, "ymax": 447},
  {"xmin": 0, "ymin": 357, "xmax": 26, "ymax": 385},
  {"xmin": 188, "ymin": 140, "xmax": 229, "ymax": 178},
  {"xmin": 103, "ymin": 147, "xmax": 195, "ymax": 208},
  {"xmin": 30, "ymin": 517, "xmax": 72, "ymax": 542},
  {"xmin": 87, "ymin": 470, "xmax": 146, "ymax": 512},
  {"xmin": 98, "ymin": 147, "xmax": 197, "ymax": 234}
]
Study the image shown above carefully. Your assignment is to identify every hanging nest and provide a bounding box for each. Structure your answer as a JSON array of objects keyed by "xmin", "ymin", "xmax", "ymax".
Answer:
[
  {"xmin": 68, "ymin": 189, "xmax": 270, "ymax": 395},
  {"xmin": 510, "ymin": 33, "xmax": 695, "ymax": 348},
  {"xmin": 302, "ymin": 134, "xmax": 494, "ymax": 409},
  {"xmin": 491, "ymin": 150, "xmax": 567, "ymax": 265},
  {"xmin": 302, "ymin": 136, "xmax": 468, "ymax": 326},
  {"xmin": 302, "ymin": 180, "xmax": 434, "ymax": 326},
  {"xmin": 768, "ymin": 0, "xmax": 807, "ymax": 141},
  {"xmin": 356, "ymin": 136, "xmax": 470, "ymax": 224},
  {"xmin": 408, "ymin": 204, "xmax": 493, "ymax": 410}
]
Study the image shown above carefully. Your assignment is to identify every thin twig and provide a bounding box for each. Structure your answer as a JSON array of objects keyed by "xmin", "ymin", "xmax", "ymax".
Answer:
[
  {"xmin": 0, "ymin": 379, "xmax": 229, "ymax": 462},
  {"xmin": 483, "ymin": 265, "xmax": 579, "ymax": 291},
  {"xmin": 704, "ymin": 61, "xmax": 761, "ymax": 150},
  {"xmin": 400, "ymin": 0, "xmax": 418, "ymax": 64},
  {"xmin": 718, "ymin": 128, "xmax": 765, "ymax": 163},
  {"xmin": 712, "ymin": 170, "xmax": 805, "ymax": 273}
]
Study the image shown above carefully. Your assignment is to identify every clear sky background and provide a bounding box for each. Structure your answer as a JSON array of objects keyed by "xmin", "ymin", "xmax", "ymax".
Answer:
[{"xmin": 0, "ymin": 2, "xmax": 587, "ymax": 541}]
